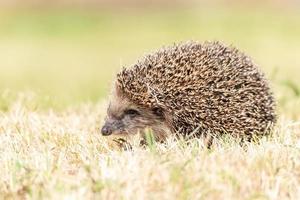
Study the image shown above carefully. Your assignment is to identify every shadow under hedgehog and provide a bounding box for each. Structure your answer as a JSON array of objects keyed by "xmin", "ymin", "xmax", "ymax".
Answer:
[{"xmin": 101, "ymin": 41, "xmax": 276, "ymax": 143}]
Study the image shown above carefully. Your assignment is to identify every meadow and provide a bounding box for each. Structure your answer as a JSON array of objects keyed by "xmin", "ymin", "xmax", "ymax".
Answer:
[{"xmin": 0, "ymin": 6, "xmax": 299, "ymax": 199}]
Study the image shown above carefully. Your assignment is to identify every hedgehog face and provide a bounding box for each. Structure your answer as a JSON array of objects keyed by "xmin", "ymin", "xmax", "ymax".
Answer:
[{"xmin": 101, "ymin": 87, "xmax": 169, "ymax": 140}]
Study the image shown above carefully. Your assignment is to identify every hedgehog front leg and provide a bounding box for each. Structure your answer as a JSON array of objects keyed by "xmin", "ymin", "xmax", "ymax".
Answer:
[{"xmin": 113, "ymin": 138, "xmax": 132, "ymax": 151}]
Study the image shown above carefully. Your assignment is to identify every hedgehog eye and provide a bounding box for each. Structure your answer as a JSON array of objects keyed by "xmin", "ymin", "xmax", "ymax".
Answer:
[
  {"xmin": 152, "ymin": 107, "xmax": 164, "ymax": 118},
  {"xmin": 124, "ymin": 109, "xmax": 140, "ymax": 116}
]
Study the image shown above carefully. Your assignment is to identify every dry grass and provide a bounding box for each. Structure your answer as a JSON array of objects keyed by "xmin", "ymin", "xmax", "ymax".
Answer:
[{"xmin": 0, "ymin": 95, "xmax": 299, "ymax": 200}]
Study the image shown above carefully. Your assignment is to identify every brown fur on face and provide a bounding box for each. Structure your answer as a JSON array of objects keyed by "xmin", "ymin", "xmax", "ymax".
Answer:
[{"xmin": 101, "ymin": 86, "xmax": 171, "ymax": 141}]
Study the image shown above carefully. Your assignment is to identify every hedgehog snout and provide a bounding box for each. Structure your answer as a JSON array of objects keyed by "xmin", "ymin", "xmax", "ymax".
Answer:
[
  {"xmin": 101, "ymin": 125, "xmax": 112, "ymax": 136},
  {"xmin": 101, "ymin": 119, "xmax": 125, "ymax": 136}
]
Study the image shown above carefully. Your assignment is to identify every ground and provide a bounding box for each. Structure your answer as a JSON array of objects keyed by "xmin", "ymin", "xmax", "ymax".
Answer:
[{"xmin": 0, "ymin": 6, "xmax": 299, "ymax": 200}]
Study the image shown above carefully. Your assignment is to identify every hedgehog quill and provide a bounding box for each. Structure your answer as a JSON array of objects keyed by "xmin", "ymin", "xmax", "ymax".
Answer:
[{"xmin": 101, "ymin": 41, "xmax": 276, "ymax": 143}]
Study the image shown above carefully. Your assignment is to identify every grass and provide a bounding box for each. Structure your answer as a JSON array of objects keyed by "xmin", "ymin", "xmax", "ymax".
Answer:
[
  {"xmin": 0, "ymin": 99, "xmax": 299, "ymax": 199},
  {"xmin": 0, "ymin": 6, "xmax": 300, "ymax": 199}
]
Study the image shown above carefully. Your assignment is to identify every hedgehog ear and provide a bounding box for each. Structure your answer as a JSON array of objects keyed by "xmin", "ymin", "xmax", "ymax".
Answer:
[
  {"xmin": 152, "ymin": 107, "xmax": 164, "ymax": 119},
  {"xmin": 113, "ymin": 83, "xmax": 125, "ymax": 98}
]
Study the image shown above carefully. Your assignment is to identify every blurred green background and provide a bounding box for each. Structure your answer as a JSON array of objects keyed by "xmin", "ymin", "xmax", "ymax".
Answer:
[{"xmin": 0, "ymin": 0, "xmax": 299, "ymax": 114}]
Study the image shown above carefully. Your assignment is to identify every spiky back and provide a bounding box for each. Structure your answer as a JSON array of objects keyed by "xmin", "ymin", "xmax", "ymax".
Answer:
[{"xmin": 116, "ymin": 41, "xmax": 276, "ymax": 138}]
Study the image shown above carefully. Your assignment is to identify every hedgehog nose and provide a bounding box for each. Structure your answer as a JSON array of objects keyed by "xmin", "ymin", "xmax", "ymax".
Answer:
[{"xmin": 101, "ymin": 125, "xmax": 112, "ymax": 136}]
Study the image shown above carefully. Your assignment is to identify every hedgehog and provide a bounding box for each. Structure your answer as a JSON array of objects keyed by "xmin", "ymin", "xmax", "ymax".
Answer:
[{"xmin": 101, "ymin": 41, "xmax": 276, "ymax": 143}]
